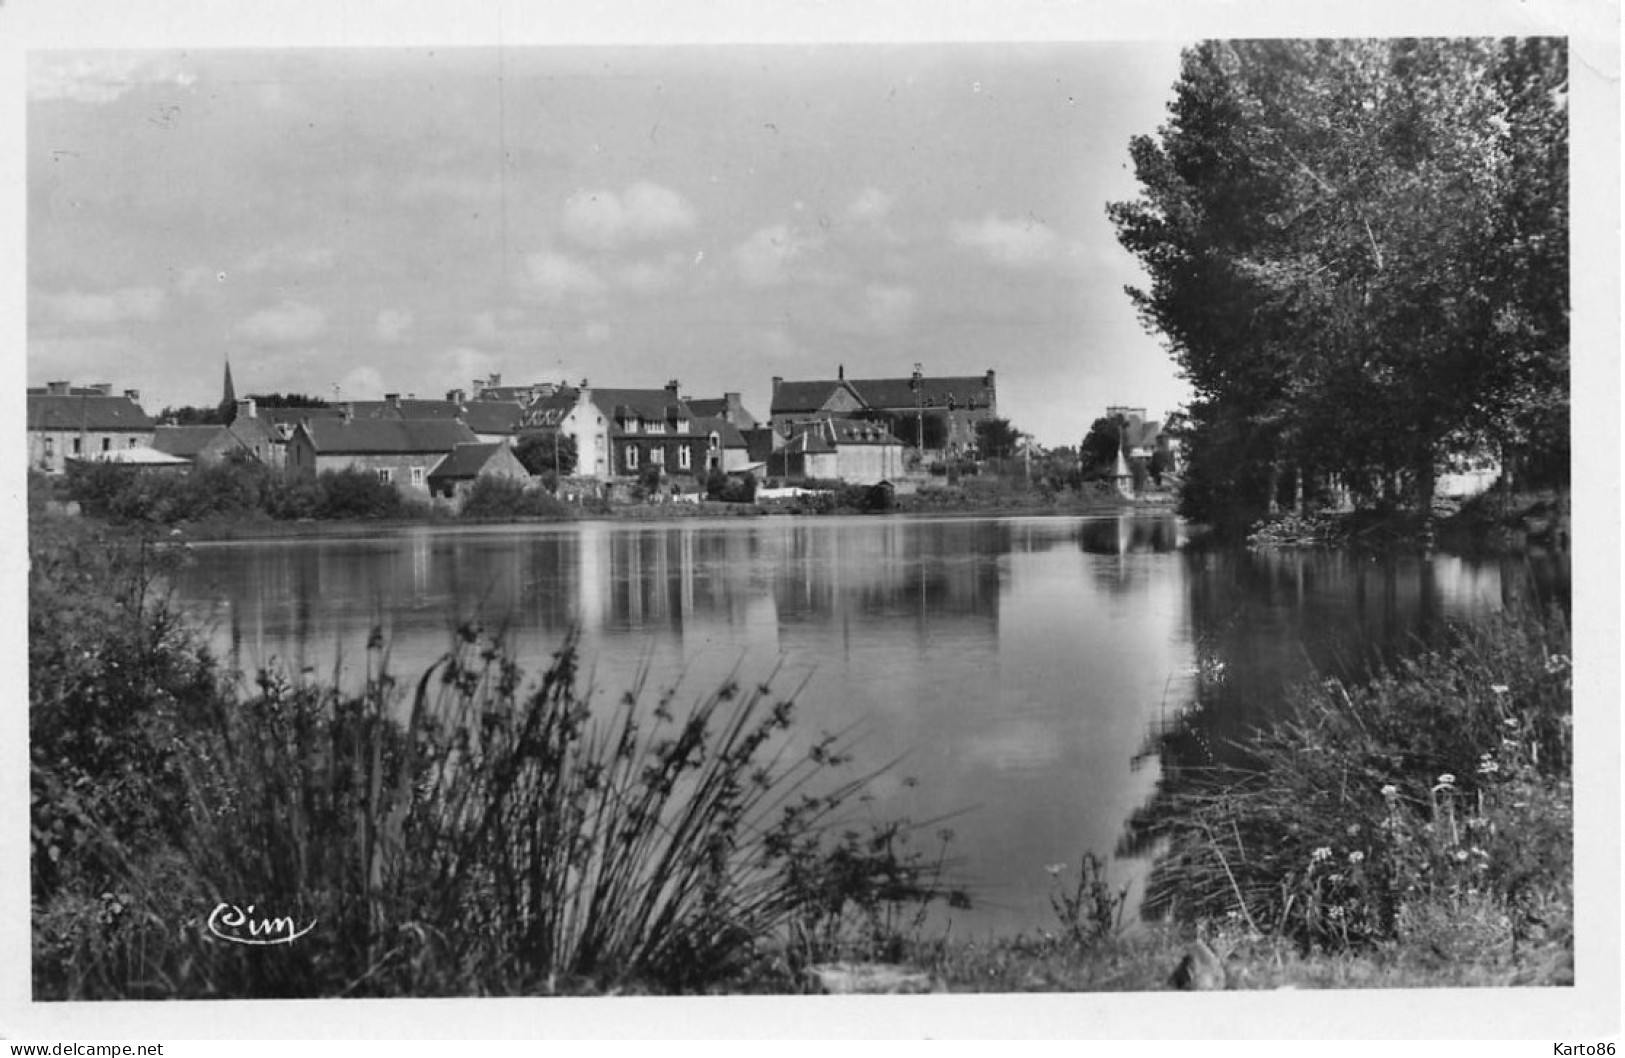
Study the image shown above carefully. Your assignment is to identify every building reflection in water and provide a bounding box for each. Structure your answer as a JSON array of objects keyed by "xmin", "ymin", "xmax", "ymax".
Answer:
[{"xmin": 171, "ymin": 514, "xmax": 1558, "ymax": 937}]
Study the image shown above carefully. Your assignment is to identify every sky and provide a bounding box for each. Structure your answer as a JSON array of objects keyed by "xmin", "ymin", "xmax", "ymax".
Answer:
[{"xmin": 26, "ymin": 42, "xmax": 1193, "ymax": 447}]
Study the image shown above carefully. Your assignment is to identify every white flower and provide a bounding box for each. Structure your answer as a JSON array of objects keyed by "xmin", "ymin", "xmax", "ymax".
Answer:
[
  {"xmin": 1348, "ymin": 851, "xmax": 1365, "ymax": 864},
  {"xmin": 1545, "ymin": 654, "xmax": 1570, "ymax": 673},
  {"xmin": 1381, "ymin": 784, "xmax": 1399, "ymax": 799},
  {"xmin": 1478, "ymin": 759, "xmax": 1500, "ymax": 775},
  {"xmin": 1044, "ymin": 863, "xmax": 1066, "ymax": 877},
  {"xmin": 1437, "ymin": 773, "xmax": 1456, "ymax": 786},
  {"xmin": 1455, "ymin": 850, "xmax": 1470, "ymax": 862},
  {"xmin": 1490, "ymin": 684, "xmax": 1510, "ymax": 696},
  {"xmin": 1503, "ymin": 717, "xmax": 1520, "ymax": 728},
  {"xmin": 1311, "ymin": 846, "xmax": 1333, "ymax": 863}
]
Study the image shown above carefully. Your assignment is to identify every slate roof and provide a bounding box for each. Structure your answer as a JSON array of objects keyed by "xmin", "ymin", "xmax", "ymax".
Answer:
[
  {"xmin": 152, "ymin": 425, "xmax": 225, "ymax": 458},
  {"xmin": 770, "ymin": 375, "xmax": 995, "ymax": 415},
  {"xmin": 692, "ymin": 416, "xmax": 748, "ymax": 448},
  {"xmin": 590, "ymin": 388, "xmax": 694, "ymax": 423},
  {"xmin": 428, "ymin": 442, "xmax": 507, "ymax": 480},
  {"xmin": 28, "ymin": 393, "xmax": 155, "ymax": 432},
  {"xmin": 780, "ymin": 430, "xmax": 835, "ymax": 455},
  {"xmin": 458, "ymin": 401, "xmax": 524, "ymax": 435},
  {"xmin": 350, "ymin": 399, "xmax": 464, "ymax": 421},
  {"xmin": 298, "ymin": 418, "xmax": 479, "ymax": 454},
  {"xmin": 523, "ymin": 388, "xmax": 580, "ymax": 427},
  {"xmin": 824, "ymin": 419, "xmax": 904, "ymax": 446}
]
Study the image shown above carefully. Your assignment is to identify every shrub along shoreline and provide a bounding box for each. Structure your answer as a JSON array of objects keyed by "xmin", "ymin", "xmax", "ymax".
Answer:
[{"xmin": 28, "ymin": 507, "xmax": 1573, "ymax": 996}]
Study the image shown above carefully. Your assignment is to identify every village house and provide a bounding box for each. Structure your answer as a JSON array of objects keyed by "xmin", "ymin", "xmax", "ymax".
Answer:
[
  {"xmin": 768, "ymin": 366, "xmax": 998, "ymax": 456},
  {"xmin": 27, "ymin": 382, "xmax": 156, "ymax": 473},
  {"xmin": 151, "ymin": 398, "xmax": 281, "ymax": 466},
  {"xmin": 426, "ymin": 442, "xmax": 532, "ymax": 502},
  {"xmin": 681, "ymin": 392, "xmax": 759, "ymax": 431},
  {"xmin": 767, "ymin": 417, "xmax": 907, "ymax": 485},
  {"xmin": 522, "ymin": 382, "xmax": 717, "ymax": 484},
  {"xmin": 286, "ymin": 416, "xmax": 481, "ymax": 497}
]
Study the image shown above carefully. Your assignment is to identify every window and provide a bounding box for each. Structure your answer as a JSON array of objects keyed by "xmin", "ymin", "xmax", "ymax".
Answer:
[
  {"xmin": 101, "ymin": 437, "xmax": 111, "ymax": 452},
  {"xmin": 411, "ymin": 466, "xmax": 424, "ymax": 487},
  {"xmin": 377, "ymin": 468, "xmax": 394, "ymax": 484},
  {"xmin": 676, "ymin": 419, "xmax": 689, "ymax": 433},
  {"xmin": 627, "ymin": 417, "xmax": 641, "ymax": 434},
  {"xmin": 677, "ymin": 445, "xmax": 691, "ymax": 470},
  {"xmin": 651, "ymin": 446, "xmax": 665, "ymax": 466},
  {"xmin": 128, "ymin": 436, "xmax": 138, "ymax": 447},
  {"xmin": 72, "ymin": 437, "xmax": 82, "ymax": 454},
  {"xmin": 44, "ymin": 437, "xmax": 54, "ymax": 457},
  {"xmin": 625, "ymin": 446, "xmax": 639, "ymax": 470}
]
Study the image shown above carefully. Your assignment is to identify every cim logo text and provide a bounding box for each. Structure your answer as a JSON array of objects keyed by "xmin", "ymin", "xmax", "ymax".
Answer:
[{"xmin": 206, "ymin": 903, "xmax": 316, "ymax": 946}]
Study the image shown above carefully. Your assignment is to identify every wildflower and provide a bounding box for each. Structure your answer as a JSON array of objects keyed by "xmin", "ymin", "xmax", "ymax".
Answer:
[
  {"xmin": 1546, "ymin": 654, "xmax": 1570, "ymax": 673},
  {"xmin": 1502, "ymin": 738, "xmax": 1520, "ymax": 749},
  {"xmin": 1311, "ymin": 846, "xmax": 1332, "ymax": 863},
  {"xmin": 1436, "ymin": 773, "xmax": 1456, "ymax": 787},
  {"xmin": 1504, "ymin": 717, "xmax": 1520, "ymax": 729},
  {"xmin": 1044, "ymin": 863, "xmax": 1066, "ymax": 877},
  {"xmin": 1455, "ymin": 850, "xmax": 1470, "ymax": 862},
  {"xmin": 1348, "ymin": 851, "xmax": 1365, "ymax": 864},
  {"xmin": 1490, "ymin": 684, "xmax": 1510, "ymax": 696},
  {"xmin": 1346, "ymin": 823, "xmax": 1360, "ymax": 837},
  {"xmin": 1381, "ymin": 784, "xmax": 1399, "ymax": 799},
  {"xmin": 1478, "ymin": 759, "xmax": 1500, "ymax": 775}
]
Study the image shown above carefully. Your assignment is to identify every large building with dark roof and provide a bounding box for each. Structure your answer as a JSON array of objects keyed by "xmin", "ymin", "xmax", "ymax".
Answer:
[
  {"xmin": 768, "ymin": 368, "xmax": 997, "ymax": 455},
  {"xmin": 286, "ymin": 416, "xmax": 481, "ymax": 496},
  {"xmin": 27, "ymin": 381, "xmax": 155, "ymax": 472}
]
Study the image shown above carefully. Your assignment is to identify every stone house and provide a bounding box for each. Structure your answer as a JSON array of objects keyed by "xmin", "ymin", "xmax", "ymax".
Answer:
[
  {"xmin": 523, "ymin": 382, "xmax": 710, "ymax": 483},
  {"xmin": 286, "ymin": 416, "xmax": 481, "ymax": 497},
  {"xmin": 27, "ymin": 382, "xmax": 155, "ymax": 473},
  {"xmin": 426, "ymin": 442, "xmax": 532, "ymax": 501},
  {"xmin": 768, "ymin": 417, "xmax": 906, "ymax": 485},
  {"xmin": 768, "ymin": 367, "xmax": 998, "ymax": 455},
  {"xmin": 151, "ymin": 399, "xmax": 281, "ymax": 466}
]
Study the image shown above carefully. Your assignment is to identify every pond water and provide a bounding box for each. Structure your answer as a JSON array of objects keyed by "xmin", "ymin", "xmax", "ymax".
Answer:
[{"xmin": 169, "ymin": 513, "xmax": 1568, "ymax": 938}]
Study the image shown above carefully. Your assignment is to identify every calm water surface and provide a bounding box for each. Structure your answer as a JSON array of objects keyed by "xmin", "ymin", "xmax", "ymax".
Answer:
[{"xmin": 170, "ymin": 513, "xmax": 1567, "ymax": 936}]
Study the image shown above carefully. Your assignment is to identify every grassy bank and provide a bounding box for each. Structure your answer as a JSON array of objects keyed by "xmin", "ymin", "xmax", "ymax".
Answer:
[{"xmin": 29, "ymin": 511, "xmax": 1572, "ymax": 996}]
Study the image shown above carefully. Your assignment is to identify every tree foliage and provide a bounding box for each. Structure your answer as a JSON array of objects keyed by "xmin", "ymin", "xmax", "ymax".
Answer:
[
  {"xmin": 1110, "ymin": 39, "xmax": 1568, "ymax": 524},
  {"xmin": 974, "ymin": 417, "xmax": 1022, "ymax": 460},
  {"xmin": 514, "ymin": 431, "xmax": 579, "ymax": 478}
]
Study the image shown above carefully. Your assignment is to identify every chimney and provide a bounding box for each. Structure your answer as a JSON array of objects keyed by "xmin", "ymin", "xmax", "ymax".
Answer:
[
  {"xmin": 236, "ymin": 397, "xmax": 256, "ymax": 419},
  {"xmin": 385, "ymin": 393, "xmax": 401, "ymax": 410},
  {"xmin": 771, "ymin": 376, "xmax": 783, "ymax": 395},
  {"xmin": 488, "ymin": 373, "xmax": 502, "ymax": 388},
  {"xmin": 447, "ymin": 388, "xmax": 466, "ymax": 404},
  {"xmin": 47, "ymin": 380, "xmax": 70, "ymax": 396},
  {"xmin": 984, "ymin": 369, "xmax": 996, "ymax": 389},
  {"xmin": 665, "ymin": 379, "xmax": 680, "ymax": 399},
  {"xmin": 91, "ymin": 382, "xmax": 113, "ymax": 396},
  {"xmin": 724, "ymin": 392, "xmax": 743, "ymax": 422},
  {"xmin": 343, "ymin": 402, "xmax": 354, "ymax": 423},
  {"xmin": 838, "ymin": 364, "xmax": 844, "ymax": 381},
  {"xmin": 123, "ymin": 388, "xmax": 142, "ymax": 404}
]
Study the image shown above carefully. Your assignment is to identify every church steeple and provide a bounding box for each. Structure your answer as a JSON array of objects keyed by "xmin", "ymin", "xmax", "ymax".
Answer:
[{"xmin": 220, "ymin": 359, "xmax": 238, "ymax": 423}]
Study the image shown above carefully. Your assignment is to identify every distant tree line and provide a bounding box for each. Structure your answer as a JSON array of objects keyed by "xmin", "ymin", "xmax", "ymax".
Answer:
[{"xmin": 1110, "ymin": 39, "xmax": 1568, "ymax": 526}]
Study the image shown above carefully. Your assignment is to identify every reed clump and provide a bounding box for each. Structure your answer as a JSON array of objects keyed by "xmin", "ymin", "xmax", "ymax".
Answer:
[
  {"xmin": 30, "ymin": 514, "xmax": 960, "ymax": 998},
  {"xmin": 1136, "ymin": 606, "xmax": 1573, "ymax": 982}
]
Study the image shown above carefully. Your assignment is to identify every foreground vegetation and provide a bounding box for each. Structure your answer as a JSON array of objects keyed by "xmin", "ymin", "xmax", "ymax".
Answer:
[{"xmin": 30, "ymin": 504, "xmax": 1572, "ymax": 996}]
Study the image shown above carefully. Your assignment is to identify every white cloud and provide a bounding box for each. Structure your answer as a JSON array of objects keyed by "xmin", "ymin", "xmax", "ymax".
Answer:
[
  {"xmin": 519, "ymin": 250, "xmax": 606, "ymax": 303},
  {"xmin": 241, "ymin": 245, "xmax": 337, "ymax": 273},
  {"xmin": 561, "ymin": 181, "xmax": 697, "ymax": 251},
  {"xmin": 732, "ymin": 224, "xmax": 822, "ymax": 288},
  {"xmin": 336, "ymin": 366, "xmax": 385, "ymax": 401},
  {"xmin": 848, "ymin": 187, "xmax": 894, "ymax": 225},
  {"xmin": 863, "ymin": 284, "xmax": 916, "ymax": 331},
  {"xmin": 29, "ymin": 53, "xmax": 196, "ymax": 105},
  {"xmin": 950, "ymin": 213, "xmax": 1072, "ymax": 269},
  {"xmin": 618, "ymin": 251, "xmax": 694, "ymax": 295},
  {"xmin": 237, "ymin": 300, "xmax": 328, "ymax": 345},
  {"xmin": 34, "ymin": 286, "xmax": 167, "ymax": 325},
  {"xmin": 374, "ymin": 308, "xmax": 414, "ymax": 343}
]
